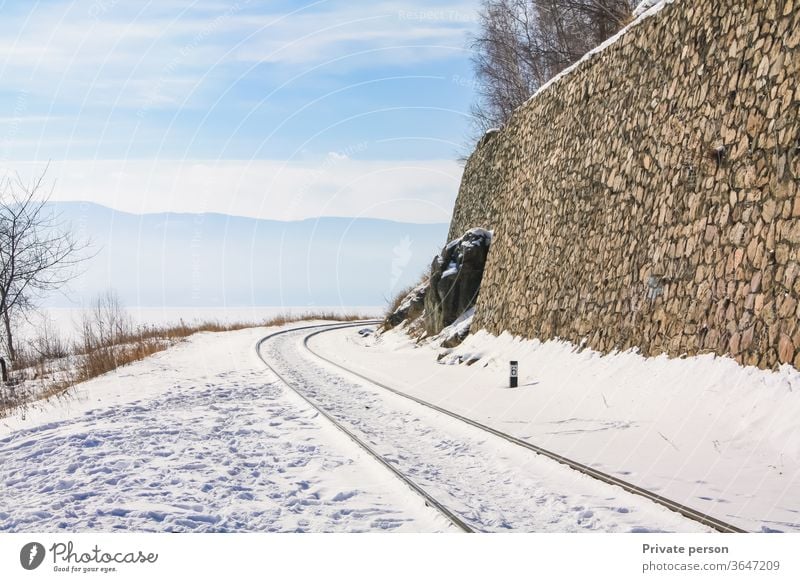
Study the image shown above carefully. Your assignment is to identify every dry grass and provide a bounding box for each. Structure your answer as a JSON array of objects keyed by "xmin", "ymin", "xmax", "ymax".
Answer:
[
  {"xmin": 1, "ymin": 310, "xmax": 374, "ymax": 418},
  {"xmin": 382, "ymin": 274, "xmax": 429, "ymax": 331},
  {"xmin": 384, "ymin": 284, "xmax": 415, "ymax": 322},
  {"xmin": 74, "ymin": 311, "xmax": 372, "ymax": 383}
]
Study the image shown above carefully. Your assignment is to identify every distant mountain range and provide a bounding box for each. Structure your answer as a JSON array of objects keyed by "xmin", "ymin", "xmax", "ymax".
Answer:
[{"xmin": 40, "ymin": 202, "xmax": 448, "ymax": 308}]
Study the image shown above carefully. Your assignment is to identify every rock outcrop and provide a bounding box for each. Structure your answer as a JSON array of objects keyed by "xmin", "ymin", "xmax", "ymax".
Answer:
[
  {"xmin": 382, "ymin": 228, "xmax": 492, "ymax": 343},
  {"xmin": 424, "ymin": 228, "xmax": 492, "ymax": 334},
  {"xmin": 384, "ymin": 280, "xmax": 427, "ymax": 329}
]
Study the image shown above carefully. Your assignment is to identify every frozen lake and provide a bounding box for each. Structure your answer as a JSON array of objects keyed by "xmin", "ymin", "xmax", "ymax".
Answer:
[{"xmin": 18, "ymin": 306, "xmax": 383, "ymax": 342}]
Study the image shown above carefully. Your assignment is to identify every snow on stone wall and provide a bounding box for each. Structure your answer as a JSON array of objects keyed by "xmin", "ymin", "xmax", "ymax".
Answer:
[{"xmin": 449, "ymin": 0, "xmax": 800, "ymax": 370}]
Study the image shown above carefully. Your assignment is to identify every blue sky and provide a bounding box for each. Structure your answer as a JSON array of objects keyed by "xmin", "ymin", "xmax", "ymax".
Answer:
[{"xmin": 0, "ymin": 0, "xmax": 480, "ymax": 222}]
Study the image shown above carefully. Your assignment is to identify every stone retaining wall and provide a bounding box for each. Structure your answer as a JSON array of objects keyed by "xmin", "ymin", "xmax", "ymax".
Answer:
[{"xmin": 450, "ymin": 0, "xmax": 800, "ymax": 369}]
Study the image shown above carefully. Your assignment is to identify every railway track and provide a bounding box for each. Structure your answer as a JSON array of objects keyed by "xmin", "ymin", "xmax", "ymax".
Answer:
[
  {"xmin": 256, "ymin": 322, "xmax": 474, "ymax": 533},
  {"xmin": 258, "ymin": 321, "xmax": 745, "ymax": 534}
]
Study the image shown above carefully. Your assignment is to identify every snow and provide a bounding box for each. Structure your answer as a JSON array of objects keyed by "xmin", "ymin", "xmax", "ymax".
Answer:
[
  {"xmin": 4, "ymin": 314, "xmax": 787, "ymax": 533},
  {"xmin": 267, "ymin": 326, "xmax": 709, "ymax": 532},
  {"xmin": 435, "ymin": 308, "xmax": 475, "ymax": 346},
  {"xmin": 633, "ymin": 0, "xmax": 663, "ymax": 18},
  {"xmin": 442, "ymin": 228, "xmax": 493, "ymax": 254},
  {"xmin": 443, "ymin": 239, "xmax": 460, "ymax": 253},
  {"xmin": 0, "ymin": 324, "xmax": 447, "ymax": 532},
  {"xmin": 310, "ymin": 324, "xmax": 800, "ymax": 533},
  {"xmin": 395, "ymin": 281, "xmax": 428, "ymax": 313},
  {"xmin": 438, "ymin": 228, "xmax": 494, "ymax": 280},
  {"xmin": 463, "ymin": 227, "xmax": 493, "ymax": 243},
  {"xmin": 441, "ymin": 262, "xmax": 459, "ymax": 278}
]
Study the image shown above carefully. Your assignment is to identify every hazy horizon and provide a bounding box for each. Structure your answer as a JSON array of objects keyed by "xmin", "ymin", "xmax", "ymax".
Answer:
[
  {"xmin": 42, "ymin": 199, "xmax": 452, "ymax": 225},
  {"xmin": 37, "ymin": 201, "xmax": 448, "ymax": 310}
]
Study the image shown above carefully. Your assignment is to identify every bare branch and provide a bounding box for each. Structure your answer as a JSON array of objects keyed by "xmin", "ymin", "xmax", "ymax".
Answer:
[
  {"xmin": 0, "ymin": 166, "xmax": 92, "ymax": 361},
  {"xmin": 467, "ymin": 0, "xmax": 635, "ymax": 143}
]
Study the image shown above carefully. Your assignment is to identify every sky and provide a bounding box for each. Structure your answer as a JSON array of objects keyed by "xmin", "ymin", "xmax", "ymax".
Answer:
[{"xmin": 0, "ymin": 0, "xmax": 480, "ymax": 223}]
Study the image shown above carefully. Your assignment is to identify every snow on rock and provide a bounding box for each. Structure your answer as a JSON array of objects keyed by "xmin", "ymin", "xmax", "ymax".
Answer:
[
  {"xmin": 477, "ymin": 127, "xmax": 502, "ymax": 148},
  {"xmin": 382, "ymin": 228, "xmax": 492, "ymax": 344},
  {"xmin": 441, "ymin": 261, "xmax": 459, "ymax": 279},
  {"xmin": 434, "ymin": 307, "xmax": 475, "ymax": 350},
  {"xmin": 384, "ymin": 280, "xmax": 428, "ymax": 329},
  {"xmin": 424, "ymin": 228, "xmax": 492, "ymax": 338}
]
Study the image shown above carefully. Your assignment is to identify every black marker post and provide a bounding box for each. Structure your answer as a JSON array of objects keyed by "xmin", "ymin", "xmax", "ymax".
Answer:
[{"xmin": 509, "ymin": 360, "xmax": 518, "ymax": 388}]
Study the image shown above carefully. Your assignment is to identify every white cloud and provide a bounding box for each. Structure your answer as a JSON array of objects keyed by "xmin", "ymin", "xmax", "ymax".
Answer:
[
  {"xmin": 3, "ymin": 158, "xmax": 462, "ymax": 223},
  {"xmin": 230, "ymin": 13, "xmax": 472, "ymax": 66},
  {"xmin": 0, "ymin": 0, "xmax": 478, "ymax": 107}
]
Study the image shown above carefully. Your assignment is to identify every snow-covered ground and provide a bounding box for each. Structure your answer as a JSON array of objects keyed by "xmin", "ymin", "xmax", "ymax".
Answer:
[
  {"xmin": 266, "ymin": 326, "xmax": 709, "ymax": 532},
  {"xmin": 0, "ymin": 324, "xmax": 447, "ymax": 532},
  {"xmin": 4, "ymin": 318, "xmax": 787, "ymax": 534},
  {"xmin": 309, "ymin": 325, "xmax": 800, "ymax": 533}
]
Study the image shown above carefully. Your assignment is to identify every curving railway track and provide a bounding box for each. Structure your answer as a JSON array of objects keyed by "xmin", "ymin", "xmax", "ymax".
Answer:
[
  {"xmin": 256, "ymin": 322, "xmax": 473, "ymax": 532},
  {"xmin": 257, "ymin": 321, "xmax": 745, "ymax": 534}
]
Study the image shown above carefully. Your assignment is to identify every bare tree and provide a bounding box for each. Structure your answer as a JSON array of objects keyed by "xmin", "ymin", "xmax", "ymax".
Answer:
[
  {"xmin": 0, "ymin": 167, "xmax": 89, "ymax": 362},
  {"xmin": 80, "ymin": 289, "xmax": 132, "ymax": 352},
  {"xmin": 469, "ymin": 0, "xmax": 635, "ymax": 133}
]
